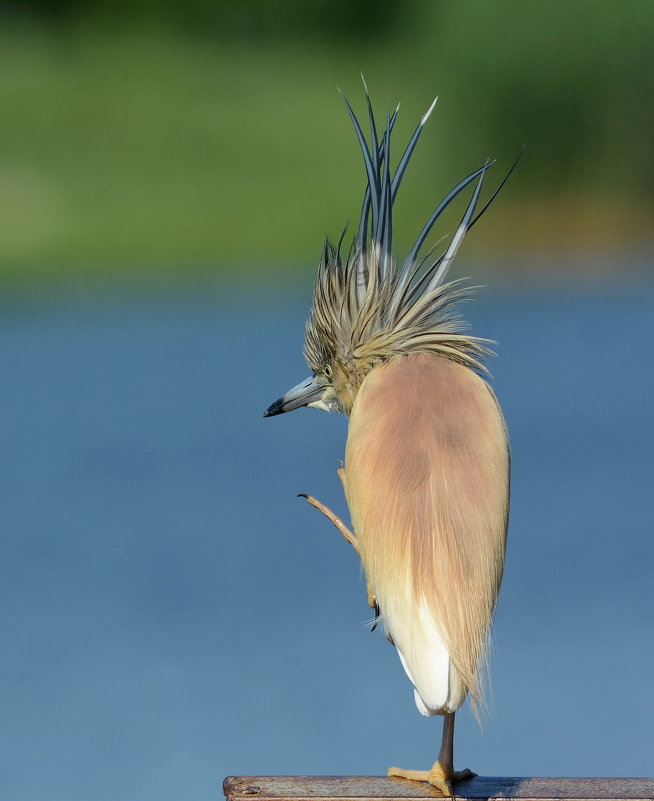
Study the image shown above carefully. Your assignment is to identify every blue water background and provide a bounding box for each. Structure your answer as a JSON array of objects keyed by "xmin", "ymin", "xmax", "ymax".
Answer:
[{"xmin": 1, "ymin": 271, "xmax": 653, "ymax": 800}]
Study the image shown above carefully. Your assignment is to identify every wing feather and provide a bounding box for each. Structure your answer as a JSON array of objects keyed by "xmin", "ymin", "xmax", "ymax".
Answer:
[{"xmin": 343, "ymin": 354, "xmax": 509, "ymax": 713}]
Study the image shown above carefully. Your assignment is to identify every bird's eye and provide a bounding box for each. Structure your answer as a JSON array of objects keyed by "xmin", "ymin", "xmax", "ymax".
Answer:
[{"xmin": 324, "ymin": 364, "xmax": 333, "ymax": 380}]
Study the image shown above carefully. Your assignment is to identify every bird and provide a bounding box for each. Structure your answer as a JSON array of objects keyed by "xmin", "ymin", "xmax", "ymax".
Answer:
[{"xmin": 263, "ymin": 85, "xmax": 511, "ymax": 798}]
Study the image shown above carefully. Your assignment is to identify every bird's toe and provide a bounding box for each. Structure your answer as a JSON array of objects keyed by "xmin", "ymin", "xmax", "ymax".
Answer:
[{"xmin": 388, "ymin": 767, "xmax": 430, "ymax": 782}]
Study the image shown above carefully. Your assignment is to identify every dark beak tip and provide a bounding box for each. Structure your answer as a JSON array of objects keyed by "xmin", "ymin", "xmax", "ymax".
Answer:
[{"xmin": 263, "ymin": 398, "xmax": 285, "ymax": 418}]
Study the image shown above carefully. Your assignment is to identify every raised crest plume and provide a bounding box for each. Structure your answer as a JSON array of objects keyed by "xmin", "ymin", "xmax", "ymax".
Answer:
[{"xmin": 304, "ymin": 81, "xmax": 516, "ymax": 396}]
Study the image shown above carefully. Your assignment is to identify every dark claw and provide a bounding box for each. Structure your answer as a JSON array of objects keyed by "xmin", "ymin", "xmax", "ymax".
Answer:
[{"xmin": 371, "ymin": 600, "xmax": 380, "ymax": 632}]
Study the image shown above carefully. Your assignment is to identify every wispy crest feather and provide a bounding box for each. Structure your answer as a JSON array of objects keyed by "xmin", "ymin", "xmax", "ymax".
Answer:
[{"xmin": 304, "ymin": 85, "xmax": 505, "ymax": 385}]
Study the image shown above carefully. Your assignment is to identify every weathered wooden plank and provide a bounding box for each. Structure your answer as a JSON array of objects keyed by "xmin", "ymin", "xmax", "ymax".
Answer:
[{"xmin": 224, "ymin": 776, "xmax": 654, "ymax": 801}]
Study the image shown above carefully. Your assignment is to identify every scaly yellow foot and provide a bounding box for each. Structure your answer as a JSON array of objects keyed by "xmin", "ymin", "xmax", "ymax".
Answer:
[{"xmin": 388, "ymin": 763, "xmax": 476, "ymax": 798}]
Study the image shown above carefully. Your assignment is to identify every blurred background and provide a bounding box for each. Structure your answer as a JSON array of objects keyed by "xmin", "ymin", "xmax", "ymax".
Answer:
[{"xmin": 1, "ymin": 1, "xmax": 653, "ymax": 800}]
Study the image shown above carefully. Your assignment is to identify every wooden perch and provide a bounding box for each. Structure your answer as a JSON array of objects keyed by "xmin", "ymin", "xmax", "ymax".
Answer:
[{"xmin": 224, "ymin": 776, "xmax": 654, "ymax": 801}]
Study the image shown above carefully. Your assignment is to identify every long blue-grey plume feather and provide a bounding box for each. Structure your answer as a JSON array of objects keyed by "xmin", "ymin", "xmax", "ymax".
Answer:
[{"xmin": 304, "ymin": 86, "xmax": 513, "ymax": 382}]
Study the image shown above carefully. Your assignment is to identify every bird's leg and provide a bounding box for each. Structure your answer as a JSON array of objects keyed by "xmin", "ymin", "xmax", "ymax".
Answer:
[
  {"xmin": 298, "ymin": 492, "xmax": 378, "ymax": 614},
  {"xmin": 388, "ymin": 712, "xmax": 476, "ymax": 798},
  {"xmin": 297, "ymin": 493, "xmax": 358, "ymax": 550},
  {"xmin": 429, "ymin": 712, "xmax": 477, "ymax": 793}
]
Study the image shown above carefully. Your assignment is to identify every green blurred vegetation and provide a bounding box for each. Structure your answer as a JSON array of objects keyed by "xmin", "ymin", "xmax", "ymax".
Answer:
[{"xmin": 1, "ymin": 0, "xmax": 653, "ymax": 282}]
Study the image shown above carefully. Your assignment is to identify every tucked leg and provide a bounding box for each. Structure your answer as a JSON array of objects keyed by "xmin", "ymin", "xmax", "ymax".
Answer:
[
  {"xmin": 388, "ymin": 712, "xmax": 476, "ymax": 798},
  {"xmin": 298, "ymin": 493, "xmax": 377, "ymax": 612},
  {"xmin": 298, "ymin": 493, "xmax": 358, "ymax": 550}
]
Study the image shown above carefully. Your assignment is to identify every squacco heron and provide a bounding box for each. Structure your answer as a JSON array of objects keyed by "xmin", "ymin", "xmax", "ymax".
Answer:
[{"xmin": 264, "ymin": 88, "xmax": 511, "ymax": 797}]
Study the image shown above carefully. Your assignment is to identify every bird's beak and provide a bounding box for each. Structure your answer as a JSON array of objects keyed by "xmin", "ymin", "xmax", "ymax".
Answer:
[{"xmin": 263, "ymin": 375, "xmax": 328, "ymax": 417}]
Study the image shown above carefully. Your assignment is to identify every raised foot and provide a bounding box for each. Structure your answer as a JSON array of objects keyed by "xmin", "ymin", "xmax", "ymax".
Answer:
[
  {"xmin": 297, "ymin": 494, "xmax": 359, "ymax": 551},
  {"xmin": 388, "ymin": 765, "xmax": 476, "ymax": 798}
]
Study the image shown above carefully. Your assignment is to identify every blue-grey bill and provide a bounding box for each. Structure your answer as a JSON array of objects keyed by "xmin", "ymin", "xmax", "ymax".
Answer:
[{"xmin": 263, "ymin": 375, "xmax": 326, "ymax": 417}]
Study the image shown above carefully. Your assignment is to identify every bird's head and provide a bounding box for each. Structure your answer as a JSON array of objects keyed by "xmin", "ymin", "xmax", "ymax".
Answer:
[
  {"xmin": 263, "ymin": 360, "xmax": 356, "ymax": 418},
  {"xmin": 263, "ymin": 84, "xmax": 517, "ymax": 421}
]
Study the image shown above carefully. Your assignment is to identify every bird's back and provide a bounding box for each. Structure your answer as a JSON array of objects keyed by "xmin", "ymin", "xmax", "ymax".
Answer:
[{"xmin": 342, "ymin": 353, "xmax": 509, "ymax": 714}]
